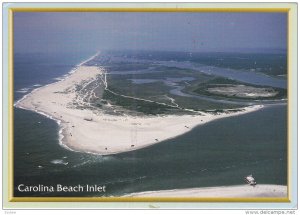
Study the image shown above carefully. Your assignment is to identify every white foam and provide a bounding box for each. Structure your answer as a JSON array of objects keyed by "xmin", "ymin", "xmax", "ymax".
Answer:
[
  {"xmin": 68, "ymin": 68, "xmax": 78, "ymax": 75},
  {"xmin": 16, "ymin": 90, "xmax": 29, "ymax": 93},
  {"xmin": 14, "ymin": 94, "xmax": 28, "ymax": 107},
  {"xmin": 33, "ymin": 84, "xmax": 42, "ymax": 87},
  {"xmin": 77, "ymin": 51, "xmax": 100, "ymax": 67},
  {"xmin": 16, "ymin": 87, "xmax": 30, "ymax": 93},
  {"xmin": 14, "ymin": 52, "xmax": 101, "ymax": 153},
  {"xmin": 50, "ymin": 159, "xmax": 68, "ymax": 165}
]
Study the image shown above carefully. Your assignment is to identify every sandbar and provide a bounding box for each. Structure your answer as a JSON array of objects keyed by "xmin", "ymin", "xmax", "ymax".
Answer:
[
  {"xmin": 15, "ymin": 64, "xmax": 263, "ymax": 155},
  {"xmin": 124, "ymin": 184, "xmax": 287, "ymax": 198}
]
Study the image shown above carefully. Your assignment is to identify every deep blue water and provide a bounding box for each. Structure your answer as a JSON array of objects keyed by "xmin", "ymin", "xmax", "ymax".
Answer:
[{"xmin": 13, "ymin": 51, "xmax": 287, "ymax": 197}]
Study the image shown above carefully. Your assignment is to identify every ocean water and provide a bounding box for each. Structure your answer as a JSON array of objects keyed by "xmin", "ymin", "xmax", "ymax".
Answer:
[
  {"xmin": 13, "ymin": 52, "xmax": 287, "ymax": 197},
  {"xmin": 14, "ymin": 52, "xmax": 93, "ymax": 101}
]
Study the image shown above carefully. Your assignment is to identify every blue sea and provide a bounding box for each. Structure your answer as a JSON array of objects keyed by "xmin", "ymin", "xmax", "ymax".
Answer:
[{"xmin": 13, "ymin": 51, "xmax": 287, "ymax": 197}]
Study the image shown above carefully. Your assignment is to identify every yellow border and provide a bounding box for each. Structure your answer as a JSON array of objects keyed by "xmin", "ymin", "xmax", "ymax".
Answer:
[
  {"xmin": 8, "ymin": 8, "xmax": 14, "ymax": 202},
  {"xmin": 10, "ymin": 8, "xmax": 290, "ymax": 12},
  {"xmin": 287, "ymin": 9, "xmax": 291, "ymax": 202},
  {"xmin": 8, "ymin": 7, "xmax": 291, "ymax": 203},
  {"xmin": 10, "ymin": 197, "xmax": 289, "ymax": 203}
]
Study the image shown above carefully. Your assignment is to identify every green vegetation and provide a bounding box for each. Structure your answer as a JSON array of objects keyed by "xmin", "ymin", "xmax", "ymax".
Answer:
[
  {"xmin": 117, "ymin": 51, "xmax": 287, "ymax": 76},
  {"xmin": 170, "ymin": 94, "xmax": 243, "ymax": 111},
  {"xmin": 106, "ymin": 77, "xmax": 170, "ymax": 99},
  {"xmin": 190, "ymin": 53, "xmax": 287, "ymax": 77},
  {"xmin": 106, "ymin": 73, "xmax": 244, "ymax": 111},
  {"xmin": 81, "ymin": 53, "xmax": 287, "ymax": 116},
  {"xmin": 105, "ymin": 63, "xmax": 151, "ymax": 71},
  {"xmin": 99, "ymin": 67, "xmax": 248, "ymax": 114},
  {"xmin": 102, "ymin": 89, "xmax": 180, "ymax": 115}
]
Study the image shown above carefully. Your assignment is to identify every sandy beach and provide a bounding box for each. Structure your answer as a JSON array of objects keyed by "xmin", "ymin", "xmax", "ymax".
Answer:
[
  {"xmin": 124, "ymin": 184, "xmax": 287, "ymax": 198},
  {"xmin": 16, "ymin": 64, "xmax": 263, "ymax": 155}
]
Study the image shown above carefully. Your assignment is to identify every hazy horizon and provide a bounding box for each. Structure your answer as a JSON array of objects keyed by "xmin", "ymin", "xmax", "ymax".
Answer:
[{"xmin": 14, "ymin": 12, "xmax": 287, "ymax": 54}]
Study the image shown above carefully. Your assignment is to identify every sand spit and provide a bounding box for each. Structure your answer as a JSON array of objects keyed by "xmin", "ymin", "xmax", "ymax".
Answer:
[
  {"xmin": 16, "ymin": 65, "xmax": 263, "ymax": 155},
  {"xmin": 124, "ymin": 184, "xmax": 287, "ymax": 198}
]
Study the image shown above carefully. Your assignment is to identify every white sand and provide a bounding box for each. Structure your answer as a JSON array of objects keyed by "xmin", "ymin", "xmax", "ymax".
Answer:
[
  {"xmin": 124, "ymin": 184, "xmax": 287, "ymax": 198},
  {"xmin": 16, "ymin": 65, "xmax": 263, "ymax": 155}
]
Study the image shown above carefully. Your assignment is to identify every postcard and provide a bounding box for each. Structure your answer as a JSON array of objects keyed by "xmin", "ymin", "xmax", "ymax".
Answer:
[{"xmin": 2, "ymin": 2, "xmax": 298, "ymax": 210}]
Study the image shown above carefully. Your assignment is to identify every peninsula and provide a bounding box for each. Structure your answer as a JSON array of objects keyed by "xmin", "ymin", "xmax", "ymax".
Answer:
[{"xmin": 15, "ymin": 56, "xmax": 263, "ymax": 155}]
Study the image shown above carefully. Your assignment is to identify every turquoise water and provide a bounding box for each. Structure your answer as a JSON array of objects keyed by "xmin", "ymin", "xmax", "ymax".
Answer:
[{"xmin": 13, "ymin": 52, "xmax": 287, "ymax": 197}]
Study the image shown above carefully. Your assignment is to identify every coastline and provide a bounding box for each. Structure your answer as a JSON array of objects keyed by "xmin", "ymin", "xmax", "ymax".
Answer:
[
  {"xmin": 14, "ymin": 51, "xmax": 100, "ymax": 107},
  {"xmin": 15, "ymin": 55, "xmax": 264, "ymax": 155},
  {"xmin": 124, "ymin": 184, "xmax": 287, "ymax": 198},
  {"xmin": 14, "ymin": 53, "xmax": 100, "ymax": 151}
]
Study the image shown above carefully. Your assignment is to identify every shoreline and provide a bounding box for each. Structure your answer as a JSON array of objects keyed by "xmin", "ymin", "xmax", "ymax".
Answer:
[
  {"xmin": 124, "ymin": 184, "xmax": 287, "ymax": 198},
  {"xmin": 15, "ymin": 55, "xmax": 265, "ymax": 155},
  {"xmin": 14, "ymin": 52, "xmax": 100, "ymax": 108},
  {"xmin": 14, "ymin": 55, "xmax": 99, "ymax": 153}
]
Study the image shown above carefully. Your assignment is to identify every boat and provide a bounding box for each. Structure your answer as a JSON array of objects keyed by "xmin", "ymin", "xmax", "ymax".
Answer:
[{"xmin": 244, "ymin": 174, "xmax": 257, "ymax": 186}]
